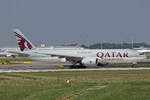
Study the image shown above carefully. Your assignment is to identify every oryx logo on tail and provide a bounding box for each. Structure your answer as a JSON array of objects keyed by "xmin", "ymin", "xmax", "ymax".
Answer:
[
  {"xmin": 14, "ymin": 32, "xmax": 32, "ymax": 51},
  {"xmin": 13, "ymin": 29, "xmax": 35, "ymax": 52}
]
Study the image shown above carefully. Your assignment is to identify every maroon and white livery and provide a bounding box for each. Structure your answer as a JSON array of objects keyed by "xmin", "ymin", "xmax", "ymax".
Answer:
[
  {"xmin": 13, "ymin": 29, "xmax": 147, "ymax": 68},
  {"xmin": 13, "ymin": 29, "xmax": 35, "ymax": 51}
]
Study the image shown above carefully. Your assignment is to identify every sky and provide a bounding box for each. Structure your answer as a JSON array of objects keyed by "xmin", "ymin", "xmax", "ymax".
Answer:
[{"xmin": 0, "ymin": 0, "xmax": 150, "ymax": 46}]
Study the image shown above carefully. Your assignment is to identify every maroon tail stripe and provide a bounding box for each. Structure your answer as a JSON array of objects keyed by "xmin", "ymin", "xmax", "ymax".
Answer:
[{"xmin": 14, "ymin": 32, "xmax": 32, "ymax": 51}]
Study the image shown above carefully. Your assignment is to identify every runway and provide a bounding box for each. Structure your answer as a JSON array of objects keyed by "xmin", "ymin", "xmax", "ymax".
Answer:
[
  {"xmin": 0, "ymin": 61, "xmax": 150, "ymax": 73},
  {"xmin": 1, "ymin": 67, "xmax": 150, "ymax": 73}
]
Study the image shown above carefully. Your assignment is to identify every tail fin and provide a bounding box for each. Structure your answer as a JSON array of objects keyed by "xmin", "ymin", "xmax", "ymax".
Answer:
[{"xmin": 13, "ymin": 29, "xmax": 36, "ymax": 51}]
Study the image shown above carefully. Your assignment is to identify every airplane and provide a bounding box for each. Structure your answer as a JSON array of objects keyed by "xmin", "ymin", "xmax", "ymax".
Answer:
[
  {"xmin": 134, "ymin": 48, "xmax": 150, "ymax": 55},
  {"xmin": 13, "ymin": 29, "xmax": 147, "ymax": 68},
  {"xmin": 0, "ymin": 50, "xmax": 17, "ymax": 58}
]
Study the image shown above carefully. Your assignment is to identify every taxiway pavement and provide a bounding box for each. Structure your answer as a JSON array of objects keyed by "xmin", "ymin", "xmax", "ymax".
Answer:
[{"xmin": 0, "ymin": 61, "xmax": 150, "ymax": 73}]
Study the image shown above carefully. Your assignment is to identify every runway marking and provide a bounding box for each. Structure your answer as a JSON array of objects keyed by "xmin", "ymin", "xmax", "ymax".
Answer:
[{"xmin": 1, "ymin": 67, "xmax": 150, "ymax": 73}]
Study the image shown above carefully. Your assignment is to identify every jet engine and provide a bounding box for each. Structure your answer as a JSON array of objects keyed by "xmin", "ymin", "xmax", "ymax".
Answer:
[{"xmin": 81, "ymin": 57, "xmax": 100, "ymax": 67}]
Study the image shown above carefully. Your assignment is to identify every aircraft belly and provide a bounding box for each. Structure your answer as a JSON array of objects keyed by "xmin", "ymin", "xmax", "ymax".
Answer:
[{"xmin": 101, "ymin": 56, "xmax": 146, "ymax": 63}]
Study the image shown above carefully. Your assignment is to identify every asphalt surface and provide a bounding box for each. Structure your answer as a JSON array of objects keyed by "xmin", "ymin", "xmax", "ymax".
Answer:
[
  {"xmin": 1, "ymin": 61, "xmax": 150, "ymax": 73},
  {"xmin": 1, "ymin": 67, "xmax": 150, "ymax": 73},
  {"xmin": 0, "ymin": 61, "xmax": 71, "ymax": 71}
]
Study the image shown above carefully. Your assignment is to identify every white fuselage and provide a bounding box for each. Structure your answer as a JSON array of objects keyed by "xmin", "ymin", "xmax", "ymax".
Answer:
[{"xmin": 24, "ymin": 49, "xmax": 146, "ymax": 63}]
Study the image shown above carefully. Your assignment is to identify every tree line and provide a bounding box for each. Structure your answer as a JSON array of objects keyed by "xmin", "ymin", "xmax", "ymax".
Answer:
[{"xmin": 64, "ymin": 42, "xmax": 150, "ymax": 49}]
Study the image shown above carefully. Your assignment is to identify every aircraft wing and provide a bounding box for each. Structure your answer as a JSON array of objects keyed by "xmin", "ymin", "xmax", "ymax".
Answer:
[
  {"xmin": 34, "ymin": 52, "xmax": 83, "ymax": 63},
  {"xmin": 8, "ymin": 51, "xmax": 30, "ymax": 57}
]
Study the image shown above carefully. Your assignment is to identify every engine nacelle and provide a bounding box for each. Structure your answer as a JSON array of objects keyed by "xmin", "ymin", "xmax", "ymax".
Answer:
[{"xmin": 81, "ymin": 57, "xmax": 100, "ymax": 67}]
